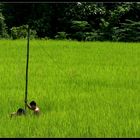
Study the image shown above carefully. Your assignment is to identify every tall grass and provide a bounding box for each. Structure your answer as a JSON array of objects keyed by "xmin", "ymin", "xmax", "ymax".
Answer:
[{"xmin": 0, "ymin": 39, "xmax": 139, "ymax": 137}]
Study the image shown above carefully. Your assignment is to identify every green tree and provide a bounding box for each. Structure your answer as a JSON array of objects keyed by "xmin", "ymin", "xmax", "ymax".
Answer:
[
  {"xmin": 0, "ymin": 4, "xmax": 9, "ymax": 38},
  {"xmin": 1, "ymin": 2, "xmax": 140, "ymax": 41}
]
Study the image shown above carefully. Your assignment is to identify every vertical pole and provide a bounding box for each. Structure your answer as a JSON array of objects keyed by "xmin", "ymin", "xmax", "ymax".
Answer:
[{"xmin": 25, "ymin": 25, "xmax": 30, "ymax": 111}]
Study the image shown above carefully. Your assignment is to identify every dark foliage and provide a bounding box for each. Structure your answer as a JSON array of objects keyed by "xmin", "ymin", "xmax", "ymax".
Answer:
[{"xmin": 1, "ymin": 2, "xmax": 140, "ymax": 41}]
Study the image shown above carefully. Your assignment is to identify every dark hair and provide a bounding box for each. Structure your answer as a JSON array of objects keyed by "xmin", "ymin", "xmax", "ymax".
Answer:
[
  {"xmin": 17, "ymin": 108, "xmax": 26, "ymax": 115},
  {"xmin": 30, "ymin": 101, "xmax": 36, "ymax": 106}
]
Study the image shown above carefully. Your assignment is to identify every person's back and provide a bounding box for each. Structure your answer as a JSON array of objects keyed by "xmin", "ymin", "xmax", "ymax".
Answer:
[{"xmin": 10, "ymin": 108, "xmax": 26, "ymax": 118}]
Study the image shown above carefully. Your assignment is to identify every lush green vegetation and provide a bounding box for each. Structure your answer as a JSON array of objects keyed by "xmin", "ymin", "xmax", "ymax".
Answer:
[
  {"xmin": 0, "ymin": 40, "xmax": 139, "ymax": 137},
  {"xmin": 0, "ymin": 2, "xmax": 140, "ymax": 41}
]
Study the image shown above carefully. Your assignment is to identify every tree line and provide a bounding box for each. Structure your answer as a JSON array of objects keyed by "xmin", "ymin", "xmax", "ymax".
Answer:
[{"xmin": 0, "ymin": 2, "xmax": 140, "ymax": 42}]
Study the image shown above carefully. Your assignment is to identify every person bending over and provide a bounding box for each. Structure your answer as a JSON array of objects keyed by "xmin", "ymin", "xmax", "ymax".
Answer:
[{"xmin": 10, "ymin": 108, "xmax": 26, "ymax": 118}]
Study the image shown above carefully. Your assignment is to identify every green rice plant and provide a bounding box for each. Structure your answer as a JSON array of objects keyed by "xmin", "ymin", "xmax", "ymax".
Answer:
[{"xmin": 0, "ymin": 40, "xmax": 139, "ymax": 138}]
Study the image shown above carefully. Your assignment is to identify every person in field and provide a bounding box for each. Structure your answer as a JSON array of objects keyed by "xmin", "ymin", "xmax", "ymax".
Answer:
[
  {"xmin": 26, "ymin": 100, "xmax": 40, "ymax": 115},
  {"xmin": 10, "ymin": 108, "xmax": 26, "ymax": 118}
]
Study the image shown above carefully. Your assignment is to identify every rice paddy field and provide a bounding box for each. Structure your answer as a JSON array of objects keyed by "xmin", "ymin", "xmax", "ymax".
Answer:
[{"xmin": 0, "ymin": 39, "xmax": 139, "ymax": 138}]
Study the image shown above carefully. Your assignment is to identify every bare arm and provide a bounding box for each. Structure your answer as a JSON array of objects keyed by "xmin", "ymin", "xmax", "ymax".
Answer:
[
  {"xmin": 10, "ymin": 112, "xmax": 17, "ymax": 118},
  {"xmin": 26, "ymin": 103, "xmax": 34, "ymax": 110}
]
